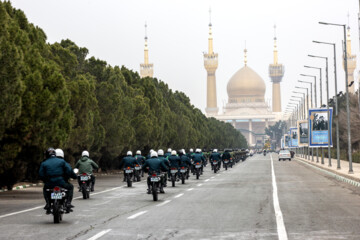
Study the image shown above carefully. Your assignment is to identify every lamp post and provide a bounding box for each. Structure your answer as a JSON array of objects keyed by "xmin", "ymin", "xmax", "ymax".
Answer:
[
  {"xmin": 301, "ymin": 72, "xmax": 319, "ymax": 162},
  {"xmin": 303, "ymin": 66, "xmax": 322, "ymax": 107},
  {"xmin": 292, "ymin": 93, "xmax": 306, "ymax": 119},
  {"xmin": 313, "ymin": 41, "xmax": 340, "ymax": 169},
  {"xmin": 295, "ymin": 86, "xmax": 310, "ymax": 160},
  {"xmin": 319, "ymin": 21, "xmax": 353, "ymax": 173},
  {"xmin": 308, "ymin": 55, "xmax": 331, "ymax": 167},
  {"xmin": 298, "ymin": 80, "xmax": 313, "ymax": 108}
]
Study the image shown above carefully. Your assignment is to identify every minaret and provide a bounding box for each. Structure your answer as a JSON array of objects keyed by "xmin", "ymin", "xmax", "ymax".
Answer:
[
  {"xmin": 204, "ymin": 9, "xmax": 219, "ymax": 116},
  {"xmin": 344, "ymin": 25, "xmax": 356, "ymax": 94},
  {"xmin": 140, "ymin": 23, "xmax": 154, "ymax": 78},
  {"xmin": 269, "ymin": 25, "xmax": 284, "ymax": 112}
]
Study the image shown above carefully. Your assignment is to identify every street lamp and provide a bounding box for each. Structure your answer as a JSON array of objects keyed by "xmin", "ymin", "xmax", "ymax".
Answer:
[
  {"xmin": 308, "ymin": 54, "xmax": 331, "ymax": 167},
  {"xmin": 313, "ymin": 40, "xmax": 341, "ymax": 169},
  {"xmin": 292, "ymin": 92, "xmax": 306, "ymax": 119},
  {"xmin": 295, "ymin": 86, "xmax": 311, "ymax": 160},
  {"xmin": 319, "ymin": 21, "xmax": 353, "ymax": 173},
  {"xmin": 303, "ymin": 66, "xmax": 322, "ymax": 107},
  {"xmin": 298, "ymin": 80, "xmax": 313, "ymax": 108}
]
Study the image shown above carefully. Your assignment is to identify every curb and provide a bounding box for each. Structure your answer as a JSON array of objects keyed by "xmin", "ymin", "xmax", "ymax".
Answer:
[
  {"xmin": 295, "ymin": 157, "xmax": 360, "ymax": 187},
  {"xmin": 0, "ymin": 183, "xmax": 44, "ymax": 192},
  {"xmin": 0, "ymin": 172, "xmax": 123, "ymax": 193}
]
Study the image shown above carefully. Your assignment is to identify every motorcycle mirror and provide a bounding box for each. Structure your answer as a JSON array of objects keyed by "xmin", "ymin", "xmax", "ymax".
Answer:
[{"xmin": 73, "ymin": 168, "xmax": 79, "ymax": 174}]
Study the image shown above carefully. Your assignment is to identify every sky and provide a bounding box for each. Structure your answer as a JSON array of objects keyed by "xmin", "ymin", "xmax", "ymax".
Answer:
[{"xmin": 9, "ymin": 0, "xmax": 360, "ymax": 116}]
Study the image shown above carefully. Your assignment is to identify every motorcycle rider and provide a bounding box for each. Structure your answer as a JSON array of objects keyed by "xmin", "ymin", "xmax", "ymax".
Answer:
[
  {"xmin": 135, "ymin": 150, "xmax": 146, "ymax": 177},
  {"xmin": 192, "ymin": 148, "xmax": 205, "ymax": 175},
  {"xmin": 75, "ymin": 150, "xmax": 99, "ymax": 192},
  {"xmin": 222, "ymin": 149, "xmax": 231, "ymax": 167},
  {"xmin": 142, "ymin": 151, "xmax": 168, "ymax": 194},
  {"xmin": 121, "ymin": 151, "xmax": 138, "ymax": 181},
  {"xmin": 158, "ymin": 149, "xmax": 170, "ymax": 187},
  {"xmin": 168, "ymin": 150, "xmax": 181, "ymax": 181},
  {"xmin": 179, "ymin": 149, "xmax": 191, "ymax": 177},
  {"xmin": 39, "ymin": 148, "xmax": 77, "ymax": 214},
  {"xmin": 164, "ymin": 148, "xmax": 172, "ymax": 159},
  {"xmin": 210, "ymin": 149, "xmax": 221, "ymax": 171}
]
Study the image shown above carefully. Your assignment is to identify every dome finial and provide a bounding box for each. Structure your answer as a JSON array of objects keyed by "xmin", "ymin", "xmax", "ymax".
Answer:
[{"xmin": 244, "ymin": 41, "xmax": 247, "ymax": 66}]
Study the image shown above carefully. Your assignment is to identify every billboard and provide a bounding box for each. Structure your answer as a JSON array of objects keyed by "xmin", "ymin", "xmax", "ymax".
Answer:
[
  {"xmin": 284, "ymin": 134, "xmax": 290, "ymax": 148},
  {"xmin": 309, "ymin": 108, "xmax": 333, "ymax": 148},
  {"xmin": 290, "ymin": 127, "xmax": 298, "ymax": 148},
  {"xmin": 297, "ymin": 120, "xmax": 309, "ymax": 147}
]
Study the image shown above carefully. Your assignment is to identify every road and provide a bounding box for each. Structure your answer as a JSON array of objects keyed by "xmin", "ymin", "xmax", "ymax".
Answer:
[{"xmin": 1, "ymin": 153, "xmax": 360, "ymax": 240}]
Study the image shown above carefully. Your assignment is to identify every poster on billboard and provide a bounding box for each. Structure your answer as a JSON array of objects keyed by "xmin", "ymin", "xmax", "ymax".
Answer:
[
  {"xmin": 297, "ymin": 120, "xmax": 309, "ymax": 147},
  {"xmin": 308, "ymin": 108, "xmax": 333, "ymax": 148},
  {"xmin": 290, "ymin": 127, "xmax": 298, "ymax": 148},
  {"xmin": 284, "ymin": 134, "xmax": 290, "ymax": 148},
  {"xmin": 281, "ymin": 137, "xmax": 284, "ymax": 149}
]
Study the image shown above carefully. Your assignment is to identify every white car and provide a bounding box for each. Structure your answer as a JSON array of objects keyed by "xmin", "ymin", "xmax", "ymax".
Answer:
[{"xmin": 278, "ymin": 149, "xmax": 291, "ymax": 161}]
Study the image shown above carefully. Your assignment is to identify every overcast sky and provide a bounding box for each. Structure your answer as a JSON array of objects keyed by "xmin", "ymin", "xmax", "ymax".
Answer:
[{"xmin": 9, "ymin": 0, "xmax": 360, "ymax": 115}]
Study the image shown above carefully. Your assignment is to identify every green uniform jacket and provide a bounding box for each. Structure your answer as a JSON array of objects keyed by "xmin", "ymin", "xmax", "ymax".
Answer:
[{"xmin": 75, "ymin": 156, "xmax": 99, "ymax": 174}]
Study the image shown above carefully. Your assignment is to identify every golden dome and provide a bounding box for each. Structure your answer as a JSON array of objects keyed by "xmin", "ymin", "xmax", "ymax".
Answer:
[{"xmin": 227, "ymin": 65, "xmax": 266, "ymax": 103}]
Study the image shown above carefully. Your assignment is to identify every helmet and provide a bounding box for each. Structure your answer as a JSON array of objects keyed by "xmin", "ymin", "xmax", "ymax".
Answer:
[
  {"xmin": 55, "ymin": 148, "xmax": 64, "ymax": 159},
  {"xmin": 45, "ymin": 148, "xmax": 56, "ymax": 158},
  {"xmin": 82, "ymin": 150, "xmax": 89, "ymax": 157},
  {"xmin": 182, "ymin": 149, "xmax": 186, "ymax": 154},
  {"xmin": 195, "ymin": 148, "xmax": 201, "ymax": 153},
  {"xmin": 136, "ymin": 150, "xmax": 141, "ymax": 155},
  {"xmin": 171, "ymin": 150, "xmax": 176, "ymax": 155},
  {"xmin": 213, "ymin": 149, "xmax": 218, "ymax": 153},
  {"xmin": 127, "ymin": 151, "xmax": 132, "ymax": 156},
  {"xmin": 190, "ymin": 148, "xmax": 193, "ymax": 153},
  {"xmin": 158, "ymin": 149, "xmax": 164, "ymax": 156},
  {"xmin": 151, "ymin": 151, "xmax": 158, "ymax": 158},
  {"xmin": 167, "ymin": 148, "xmax": 172, "ymax": 152}
]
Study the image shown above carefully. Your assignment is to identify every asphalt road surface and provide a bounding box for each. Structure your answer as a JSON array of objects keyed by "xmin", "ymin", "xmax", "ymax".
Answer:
[{"xmin": 1, "ymin": 153, "xmax": 360, "ymax": 240}]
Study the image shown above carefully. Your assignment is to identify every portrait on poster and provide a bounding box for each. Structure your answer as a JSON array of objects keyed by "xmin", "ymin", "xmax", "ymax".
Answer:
[
  {"xmin": 297, "ymin": 120, "xmax": 308, "ymax": 147},
  {"xmin": 309, "ymin": 108, "xmax": 333, "ymax": 147}
]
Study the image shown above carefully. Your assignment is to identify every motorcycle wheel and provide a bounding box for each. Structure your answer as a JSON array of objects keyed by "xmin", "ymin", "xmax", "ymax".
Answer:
[
  {"xmin": 196, "ymin": 171, "xmax": 199, "ymax": 179},
  {"xmin": 172, "ymin": 176, "xmax": 175, "ymax": 187},
  {"xmin": 127, "ymin": 177, "xmax": 132, "ymax": 187},
  {"xmin": 225, "ymin": 164, "xmax": 228, "ymax": 170},
  {"xmin": 82, "ymin": 185, "xmax": 87, "ymax": 199},
  {"xmin": 214, "ymin": 168, "xmax": 217, "ymax": 173},
  {"xmin": 152, "ymin": 184, "xmax": 158, "ymax": 201},
  {"xmin": 181, "ymin": 176, "xmax": 185, "ymax": 184},
  {"xmin": 53, "ymin": 201, "xmax": 61, "ymax": 224}
]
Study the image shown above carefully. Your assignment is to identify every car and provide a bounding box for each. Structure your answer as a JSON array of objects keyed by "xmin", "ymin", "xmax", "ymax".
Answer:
[{"xmin": 278, "ymin": 149, "xmax": 291, "ymax": 161}]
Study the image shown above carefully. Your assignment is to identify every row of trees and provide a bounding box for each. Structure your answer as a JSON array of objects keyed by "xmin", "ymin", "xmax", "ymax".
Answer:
[{"xmin": 0, "ymin": 2, "xmax": 247, "ymax": 189}]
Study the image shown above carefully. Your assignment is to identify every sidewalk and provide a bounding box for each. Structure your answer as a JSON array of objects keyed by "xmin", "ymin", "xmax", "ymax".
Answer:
[{"xmin": 295, "ymin": 154, "xmax": 360, "ymax": 187}]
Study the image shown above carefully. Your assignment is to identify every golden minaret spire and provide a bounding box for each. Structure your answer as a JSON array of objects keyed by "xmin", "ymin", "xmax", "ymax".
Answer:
[
  {"xmin": 269, "ymin": 25, "xmax": 284, "ymax": 112},
  {"xmin": 140, "ymin": 22, "xmax": 153, "ymax": 78},
  {"xmin": 204, "ymin": 8, "xmax": 219, "ymax": 116},
  {"xmin": 343, "ymin": 15, "xmax": 357, "ymax": 94}
]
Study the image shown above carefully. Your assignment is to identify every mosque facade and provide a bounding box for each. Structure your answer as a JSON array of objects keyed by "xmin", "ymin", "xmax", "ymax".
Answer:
[{"xmin": 204, "ymin": 22, "xmax": 284, "ymax": 148}]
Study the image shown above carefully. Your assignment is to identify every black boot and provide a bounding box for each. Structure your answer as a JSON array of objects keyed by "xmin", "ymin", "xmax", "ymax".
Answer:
[
  {"xmin": 44, "ymin": 199, "xmax": 51, "ymax": 214},
  {"xmin": 160, "ymin": 186, "xmax": 165, "ymax": 193},
  {"xmin": 91, "ymin": 183, "xmax": 94, "ymax": 192}
]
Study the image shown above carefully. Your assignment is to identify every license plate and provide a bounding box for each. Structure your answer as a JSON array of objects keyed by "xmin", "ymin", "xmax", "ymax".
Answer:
[
  {"xmin": 51, "ymin": 192, "xmax": 62, "ymax": 200},
  {"xmin": 150, "ymin": 177, "xmax": 159, "ymax": 182},
  {"xmin": 135, "ymin": 167, "xmax": 141, "ymax": 170},
  {"xmin": 80, "ymin": 176, "xmax": 89, "ymax": 181},
  {"xmin": 195, "ymin": 165, "xmax": 201, "ymax": 168},
  {"xmin": 224, "ymin": 161, "xmax": 229, "ymax": 163},
  {"xmin": 180, "ymin": 170, "xmax": 186, "ymax": 173},
  {"xmin": 125, "ymin": 170, "xmax": 133, "ymax": 173},
  {"xmin": 171, "ymin": 170, "xmax": 177, "ymax": 173},
  {"xmin": 213, "ymin": 161, "xmax": 217, "ymax": 164}
]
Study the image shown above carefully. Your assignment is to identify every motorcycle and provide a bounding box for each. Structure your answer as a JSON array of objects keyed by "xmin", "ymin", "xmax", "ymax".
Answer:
[
  {"xmin": 124, "ymin": 166, "xmax": 134, "ymax": 187},
  {"xmin": 263, "ymin": 152, "xmax": 266, "ymax": 156},
  {"xmin": 229, "ymin": 158, "xmax": 233, "ymax": 168},
  {"xmin": 169, "ymin": 167, "xmax": 178, "ymax": 187},
  {"xmin": 212, "ymin": 160, "xmax": 220, "ymax": 173},
  {"xmin": 149, "ymin": 172, "xmax": 160, "ymax": 201},
  {"xmin": 45, "ymin": 186, "xmax": 68, "ymax": 224},
  {"xmin": 223, "ymin": 159, "xmax": 229, "ymax": 170},
  {"xmin": 194, "ymin": 162, "xmax": 202, "ymax": 179},
  {"xmin": 79, "ymin": 173, "xmax": 92, "ymax": 199},
  {"xmin": 134, "ymin": 164, "xmax": 141, "ymax": 182},
  {"xmin": 179, "ymin": 166, "xmax": 187, "ymax": 184}
]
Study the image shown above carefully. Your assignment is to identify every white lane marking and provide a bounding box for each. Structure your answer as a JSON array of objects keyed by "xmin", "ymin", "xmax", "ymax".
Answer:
[
  {"xmin": 187, "ymin": 188, "xmax": 194, "ymax": 191},
  {"xmin": 127, "ymin": 210, "xmax": 147, "ymax": 219},
  {"xmin": 204, "ymin": 179, "xmax": 210, "ymax": 182},
  {"xmin": 0, "ymin": 206, "xmax": 42, "ymax": 219},
  {"xmin": 197, "ymin": 184, "xmax": 202, "ymax": 187},
  {"xmin": 156, "ymin": 200, "xmax": 171, "ymax": 207},
  {"xmin": 87, "ymin": 229, "xmax": 112, "ymax": 240},
  {"xmin": 270, "ymin": 154, "xmax": 288, "ymax": 240},
  {"xmin": 174, "ymin": 193, "xmax": 184, "ymax": 198},
  {"xmin": 211, "ymin": 177, "xmax": 215, "ymax": 179}
]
